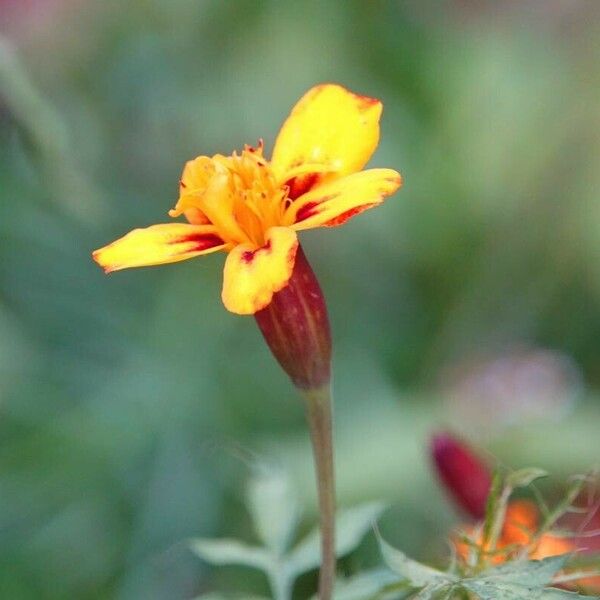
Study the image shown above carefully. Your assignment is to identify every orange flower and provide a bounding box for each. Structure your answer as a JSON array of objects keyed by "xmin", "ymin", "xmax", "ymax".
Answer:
[
  {"xmin": 455, "ymin": 499, "xmax": 574, "ymax": 565},
  {"xmin": 93, "ymin": 84, "xmax": 402, "ymax": 315},
  {"xmin": 503, "ymin": 500, "xmax": 573, "ymax": 560}
]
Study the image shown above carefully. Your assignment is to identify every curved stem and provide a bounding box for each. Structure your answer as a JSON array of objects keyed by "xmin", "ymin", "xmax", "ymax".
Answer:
[{"xmin": 303, "ymin": 385, "xmax": 335, "ymax": 600}]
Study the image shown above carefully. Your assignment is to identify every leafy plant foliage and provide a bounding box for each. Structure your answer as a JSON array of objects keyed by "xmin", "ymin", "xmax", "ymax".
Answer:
[
  {"xmin": 191, "ymin": 465, "xmax": 386, "ymax": 600},
  {"xmin": 377, "ymin": 469, "xmax": 600, "ymax": 600},
  {"xmin": 192, "ymin": 466, "xmax": 600, "ymax": 599}
]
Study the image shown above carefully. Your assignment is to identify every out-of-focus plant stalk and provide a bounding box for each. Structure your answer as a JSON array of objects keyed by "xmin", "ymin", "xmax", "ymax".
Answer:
[
  {"xmin": 255, "ymin": 245, "xmax": 335, "ymax": 600},
  {"xmin": 0, "ymin": 34, "xmax": 102, "ymax": 223}
]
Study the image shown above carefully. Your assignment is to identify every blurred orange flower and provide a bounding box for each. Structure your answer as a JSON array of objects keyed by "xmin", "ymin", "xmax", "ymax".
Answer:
[
  {"xmin": 431, "ymin": 432, "xmax": 600, "ymax": 593},
  {"xmin": 455, "ymin": 499, "xmax": 573, "ymax": 564}
]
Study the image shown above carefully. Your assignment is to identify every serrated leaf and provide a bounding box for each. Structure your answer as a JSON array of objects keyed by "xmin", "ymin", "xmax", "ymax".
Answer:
[
  {"xmin": 462, "ymin": 580, "xmax": 597, "ymax": 600},
  {"xmin": 190, "ymin": 538, "xmax": 270, "ymax": 571},
  {"xmin": 461, "ymin": 555, "xmax": 595, "ymax": 600},
  {"xmin": 506, "ymin": 468, "xmax": 548, "ymax": 489},
  {"xmin": 378, "ymin": 536, "xmax": 455, "ymax": 588},
  {"xmin": 288, "ymin": 501, "xmax": 386, "ymax": 576},
  {"xmin": 538, "ymin": 589, "xmax": 599, "ymax": 599},
  {"xmin": 246, "ymin": 466, "xmax": 300, "ymax": 555},
  {"xmin": 477, "ymin": 555, "xmax": 569, "ymax": 587},
  {"xmin": 461, "ymin": 580, "xmax": 543, "ymax": 599}
]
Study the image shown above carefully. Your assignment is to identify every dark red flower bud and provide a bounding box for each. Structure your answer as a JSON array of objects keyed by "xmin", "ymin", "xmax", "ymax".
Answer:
[
  {"xmin": 254, "ymin": 244, "xmax": 331, "ymax": 390},
  {"xmin": 430, "ymin": 431, "xmax": 492, "ymax": 520}
]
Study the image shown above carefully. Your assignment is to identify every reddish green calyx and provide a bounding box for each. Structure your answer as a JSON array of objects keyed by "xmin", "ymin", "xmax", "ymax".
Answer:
[{"xmin": 254, "ymin": 244, "xmax": 331, "ymax": 390}]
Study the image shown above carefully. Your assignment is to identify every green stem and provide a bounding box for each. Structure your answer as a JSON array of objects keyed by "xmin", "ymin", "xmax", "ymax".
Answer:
[
  {"xmin": 268, "ymin": 564, "xmax": 293, "ymax": 600},
  {"xmin": 302, "ymin": 385, "xmax": 336, "ymax": 600}
]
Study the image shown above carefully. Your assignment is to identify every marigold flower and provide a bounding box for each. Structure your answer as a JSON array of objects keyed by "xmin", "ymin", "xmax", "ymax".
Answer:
[{"xmin": 92, "ymin": 83, "xmax": 402, "ymax": 315}]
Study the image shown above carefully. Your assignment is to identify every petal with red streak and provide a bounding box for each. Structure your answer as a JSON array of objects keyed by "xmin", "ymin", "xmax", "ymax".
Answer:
[
  {"xmin": 286, "ymin": 168, "xmax": 402, "ymax": 231},
  {"xmin": 92, "ymin": 223, "xmax": 226, "ymax": 273},
  {"xmin": 221, "ymin": 227, "xmax": 298, "ymax": 315}
]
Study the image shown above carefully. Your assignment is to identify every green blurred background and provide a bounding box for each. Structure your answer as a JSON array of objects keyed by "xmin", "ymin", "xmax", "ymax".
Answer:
[{"xmin": 1, "ymin": 1, "xmax": 599, "ymax": 598}]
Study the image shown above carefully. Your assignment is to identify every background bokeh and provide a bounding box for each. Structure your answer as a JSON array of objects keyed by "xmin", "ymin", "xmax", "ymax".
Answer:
[{"xmin": 1, "ymin": 1, "xmax": 599, "ymax": 598}]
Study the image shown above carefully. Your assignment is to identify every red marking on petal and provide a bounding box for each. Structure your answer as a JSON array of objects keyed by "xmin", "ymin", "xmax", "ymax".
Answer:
[
  {"xmin": 175, "ymin": 232, "xmax": 224, "ymax": 252},
  {"xmin": 294, "ymin": 194, "xmax": 338, "ymax": 223},
  {"xmin": 286, "ymin": 172, "xmax": 321, "ymax": 200},
  {"xmin": 323, "ymin": 203, "xmax": 376, "ymax": 227},
  {"xmin": 242, "ymin": 239, "xmax": 272, "ymax": 264},
  {"xmin": 295, "ymin": 201, "xmax": 320, "ymax": 222},
  {"xmin": 355, "ymin": 94, "xmax": 379, "ymax": 109},
  {"xmin": 245, "ymin": 139, "xmax": 264, "ymax": 154},
  {"xmin": 179, "ymin": 180, "xmax": 187, "ymax": 188},
  {"xmin": 241, "ymin": 250, "xmax": 255, "ymax": 263}
]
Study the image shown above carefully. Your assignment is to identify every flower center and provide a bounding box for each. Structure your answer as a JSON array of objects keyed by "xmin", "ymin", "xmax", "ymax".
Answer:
[{"xmin": 170, "ymin": 142, "xmax": 288, "ymax": 247}]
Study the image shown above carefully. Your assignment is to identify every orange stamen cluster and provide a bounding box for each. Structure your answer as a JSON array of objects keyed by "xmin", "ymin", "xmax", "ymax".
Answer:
[{"xmin": 169, "ymin": 142, "xmax": 287, "ymax": 247}]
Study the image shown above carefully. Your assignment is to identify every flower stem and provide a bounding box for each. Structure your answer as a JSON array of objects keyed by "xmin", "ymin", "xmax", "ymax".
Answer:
[{"xmin": 302, "ymin": 385, "xmax": 335, "ymax": 600}]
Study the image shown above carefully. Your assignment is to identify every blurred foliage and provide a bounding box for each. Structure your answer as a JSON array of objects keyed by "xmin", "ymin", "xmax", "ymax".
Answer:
[
  {"xmin": 191, "ymin": 465, "xmax": 385, "ymax": 600},
  {"xmin": 0, "ymin": 1, "xmax": 599, "ymax": 598}
]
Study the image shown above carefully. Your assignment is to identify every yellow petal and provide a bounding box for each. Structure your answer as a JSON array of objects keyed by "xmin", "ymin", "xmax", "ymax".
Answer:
[
  {"xmin": 168, "ymin": 156, "xmax": 213, "ymax": 223},
  {"xmin": 271, "ymin": 84, "xmax": 383, "ymax": 185},
  {"xmin": 286, "ymin": 168, "xmax": 402, "ymax": 231},
  {"xmin": 92, "ymin": 223, "xmax": 226, "ymax": 273},
  {"xmin": 221, "ymin": 226, "xmax": 298, "ymax": 315},
  {"xmin": 173, "ymin": 157, "xmax": 250, "ymax": 244}
]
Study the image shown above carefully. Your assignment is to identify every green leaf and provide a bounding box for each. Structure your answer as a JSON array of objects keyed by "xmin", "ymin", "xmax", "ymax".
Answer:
[
  {"xmin": 460, "ymin": 556, "xmax": 600, "ymax": 600},
  {"xmin": 190, "ymin": 538, "xmax": 270, "ymax": 571},
  {"xmin": 462, "ymin": 580, "xmax": 597, "ymax": 599},
  {"xmin": 461, "ymin": 580, "xmax": 540, "ymax": 599},
  {"xmin": 481, "ymin": 470, "xmax": 505, "ymax": 549},
  {"xmin": 378, "ymin": 536, "xmax": 455, "ymax": 588},
  {"xmin": 476, "ymin": 555, "xmax": 569, "ymax": 587},
  {"xmin": 288, "ymin": 501, "xmax": 386, "ymax": 576},
  {"xmin": 411, "ymin": 583, "xmax": 453, "ymax": 599},
  {"xmin": 538, "ymin": 590, "xmax": 599, "ymax": 599},
  {"xmin": 506, "ymin": 468, "xmax": 548, "ymax": 489},
  {"xmin": 246, "ymin": 465, "xmax": 300, "ymax": 555}
]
